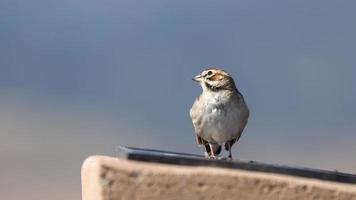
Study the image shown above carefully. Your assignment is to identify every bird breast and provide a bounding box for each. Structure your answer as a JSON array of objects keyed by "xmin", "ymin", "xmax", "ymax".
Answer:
[{"xmin": 198, "ymin": 91, "xmax": 245, "ymax": 144}]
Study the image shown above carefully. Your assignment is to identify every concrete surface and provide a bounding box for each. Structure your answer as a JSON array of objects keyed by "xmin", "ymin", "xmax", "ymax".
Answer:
[{"xmin": 81, "ymin": 156, "xmax": 356, "ymax": 200}]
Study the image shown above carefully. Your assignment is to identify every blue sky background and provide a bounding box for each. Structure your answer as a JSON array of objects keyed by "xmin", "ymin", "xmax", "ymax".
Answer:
[{"xmin": 1, "ymin": 0, "xmax": 356, "ymax": 199}]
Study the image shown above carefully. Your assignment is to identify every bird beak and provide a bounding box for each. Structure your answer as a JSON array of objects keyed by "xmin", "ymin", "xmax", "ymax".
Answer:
[{"xmin": 192, "ymin": 74, "xmax": 203, "ymax": 82}]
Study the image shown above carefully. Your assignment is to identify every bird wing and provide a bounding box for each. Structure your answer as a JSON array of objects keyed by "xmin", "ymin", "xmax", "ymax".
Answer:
[
  {"xmin": 195, "ymin": 134, "xmax": 204, "ymax": 145},
  {"xmin": 189, "ymin": 95, "xmax": 204, "ymax": 145},
  {"xmin": 226, "ymin": 95, "xmax": 250, "ymax": 149}
]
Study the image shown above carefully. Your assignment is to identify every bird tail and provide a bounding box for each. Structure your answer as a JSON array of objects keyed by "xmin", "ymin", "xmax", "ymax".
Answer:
[{"xmin": 215, "ymin": 145, "xmax": 222, "ymax": 155}]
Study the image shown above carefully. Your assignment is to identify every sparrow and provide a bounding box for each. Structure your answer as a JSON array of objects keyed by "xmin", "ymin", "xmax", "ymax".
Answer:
[{"xmin": 189, "ymin": 67, "xmax": 249, "ymax": 159}]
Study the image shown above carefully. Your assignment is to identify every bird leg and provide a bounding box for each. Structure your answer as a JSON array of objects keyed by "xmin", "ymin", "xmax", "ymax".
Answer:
[
  {"xmin": 209, "ymin": 143, "xmax": 216, "ymax": 159},
  {"xmin": 203, "ymin": 142, "xmax": 212, "ymax": 158},
  {"xmin": 227, "ymin": 141, "xmax": 232, "ymax": 159}
]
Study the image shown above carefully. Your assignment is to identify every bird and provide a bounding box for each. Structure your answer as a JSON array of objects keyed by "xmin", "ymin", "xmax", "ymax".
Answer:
[{"xmin": 189, "ymin": 67, "xmax": 249, "ymax": 159}]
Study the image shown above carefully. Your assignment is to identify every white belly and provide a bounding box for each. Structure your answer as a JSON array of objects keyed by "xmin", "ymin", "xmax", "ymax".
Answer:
[{"xmin": 200, "ymin": 97, "xmax": 243, "ymax": 144}]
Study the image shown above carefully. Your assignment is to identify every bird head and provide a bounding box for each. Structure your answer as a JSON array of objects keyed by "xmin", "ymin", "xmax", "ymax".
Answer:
[{"xmin": 192, "ymin": 67, "xmax": 237, "ymax": 91}]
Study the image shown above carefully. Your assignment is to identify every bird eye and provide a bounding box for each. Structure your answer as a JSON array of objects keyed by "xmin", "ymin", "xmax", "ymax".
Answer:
[{"xmin": 207, "ymin": 71, "xmax": 213, "ymax": 76}]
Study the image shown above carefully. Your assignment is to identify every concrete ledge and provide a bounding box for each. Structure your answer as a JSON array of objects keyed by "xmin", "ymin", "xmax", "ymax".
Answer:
[{"xmin": 82, "ymin": 156, "xmax": 356, "ymax": 200}]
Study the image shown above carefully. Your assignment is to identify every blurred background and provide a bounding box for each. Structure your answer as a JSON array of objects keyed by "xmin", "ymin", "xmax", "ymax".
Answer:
[{"xmin": 1, "ymin": 0, "xmax": 356, "ymax": 199}]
